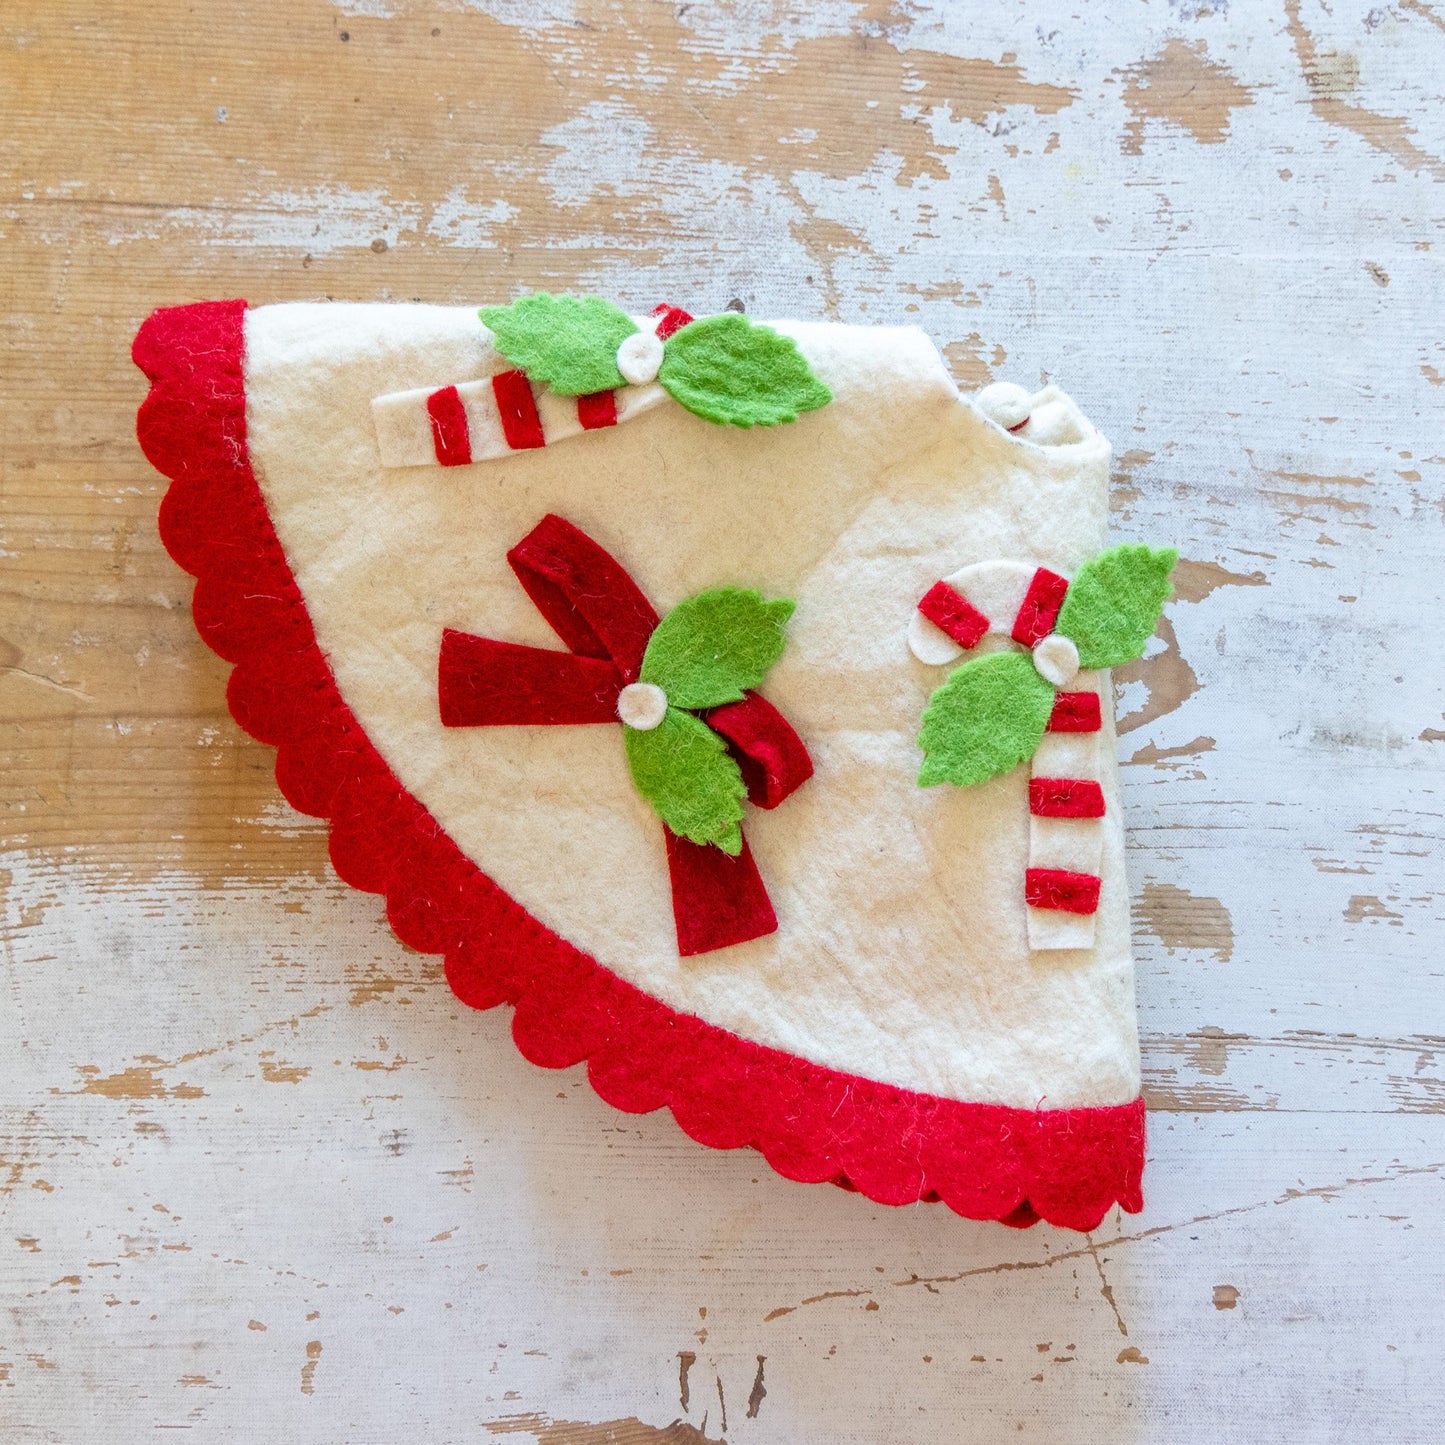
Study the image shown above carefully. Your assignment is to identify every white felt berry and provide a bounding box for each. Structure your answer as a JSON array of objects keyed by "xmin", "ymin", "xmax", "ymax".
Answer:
[
  {"xmin": 1032, "ymin": 633, "xmax": 1081, "ymax": 689},
  {"xmin": 617, "ymin": 331, "xmax": 665, "ymax": 386},
  {"xmin": 617, "ymin": 681, "xmax": 668, "ymax": 730},
  {"xmin": 974, "ymin": 381, "xmax": 1032, "ymax": 431}
]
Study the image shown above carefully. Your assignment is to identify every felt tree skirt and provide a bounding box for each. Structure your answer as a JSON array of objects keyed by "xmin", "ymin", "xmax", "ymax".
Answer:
[{"xmin": 134, "ymin": 300, "xmax": 1145, "ymax": 1231}]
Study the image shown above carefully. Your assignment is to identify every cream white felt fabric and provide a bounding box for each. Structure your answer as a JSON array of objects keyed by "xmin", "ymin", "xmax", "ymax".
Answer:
[{"xmin": 241, "ymin": 302, "xmax": 1138, "ymax": 1110}]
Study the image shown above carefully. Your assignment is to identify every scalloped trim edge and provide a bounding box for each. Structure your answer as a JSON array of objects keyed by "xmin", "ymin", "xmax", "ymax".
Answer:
[{"xmin": 133, "ymin": 299, "xmax": 1145, "ymax": 1232}]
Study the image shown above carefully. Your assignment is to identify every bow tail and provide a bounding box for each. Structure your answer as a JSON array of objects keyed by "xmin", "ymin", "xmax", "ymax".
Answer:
[
  {"xmin": 439, "ymin": 630, "xmax": 623, "ymax": 726},
  {"xmin": 665, "ymin": 828, "xmax": 777, "ymax": 957},
  {"xmin": 666, "ymin": 691, "xmax": 809, "ymax": 954}
]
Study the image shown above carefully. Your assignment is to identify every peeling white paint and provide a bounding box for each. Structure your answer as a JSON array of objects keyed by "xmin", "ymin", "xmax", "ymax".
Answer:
[
  {"xmin": 538, "ymin": 101, "xmax": 656, "ymax": 207},
  {"xmin": 426, "ymin": 186, "xmax": 517, "ymax": 248},
  {"xmin": 330, "ymin": 0, "xmax": 401, "ymax": 15},
  {"xmin": 192, "ymin": 185, "xmax": 423, "ymax": 251},
  {"xmin": 32, "ymin": 184, "xmax": 422, "ymax": 253},
  {"xmin": 674, "ymin": 0, "xmax": 866, "ymax": 54},
  {"xmin": 333, "ymin": 0, "xmax": 577, "ymax": 19},
  {"xmin": 454, "ymin": 0, "xmax": 578, "ymax": 27}
]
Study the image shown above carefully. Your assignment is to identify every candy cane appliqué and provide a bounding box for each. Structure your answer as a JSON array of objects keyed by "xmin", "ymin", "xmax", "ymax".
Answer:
[
  {"xmin": 373, "ymin": 371, "xmax": 669, "ymax": 467},
  {"xmin": 370, "ymin": 305, "xmax": 694, "ymax": 469},
  {"xmin": 369, "ymin": 299, "xmax": 836, "ymax": 468},
  {"xmin": 910, "ymin": 560, "xmax": 1107, "ymax": 952},
  {"xmin": 911, "ymin": 544, "xmax": 1176, "ymax": 951}
]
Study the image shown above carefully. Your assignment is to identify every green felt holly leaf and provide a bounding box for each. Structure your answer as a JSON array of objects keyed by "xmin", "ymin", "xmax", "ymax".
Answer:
[
  {"xmin": 624, "ymin": 706, "xmax": 747, "ymax": 854},
  {"xmin": 640, "ymin": 587, "xmax": 796, "ymax": 710},
  {"xmin": 657, "ymin": 313, "xmax": 832, "ymax": 427},
  {"xmin": 1055, "ymin": 544, "xmax": 1178, "ymax": 669},
  {"xmin": 478, "ymin": 293, "xmax": 639, "ymax": 396},
  {"xmin": 917, "ymin": 650, "xmax": 1056, "ymax": 788}
]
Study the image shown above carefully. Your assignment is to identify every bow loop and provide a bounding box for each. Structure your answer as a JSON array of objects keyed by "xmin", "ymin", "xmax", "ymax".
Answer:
[
  {"xmin": 706, "ymin": 692, "xmax": 814, "ymax": 810},
  {"xmin": 506, "ymin": 513, "xmax": 660, "ymax": 679}
]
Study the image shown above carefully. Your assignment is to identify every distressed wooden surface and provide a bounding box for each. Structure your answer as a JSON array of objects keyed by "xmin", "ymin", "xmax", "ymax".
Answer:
[{"xmin": 3, "ymin": 0, "xmax": 1445, "ymax": 1439}]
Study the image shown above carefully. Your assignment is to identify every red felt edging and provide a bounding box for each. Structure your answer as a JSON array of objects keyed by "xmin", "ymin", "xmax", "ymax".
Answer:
[{"xmin": 134, "ymin": 299, "xmax": 1145, "ymax": 1232}]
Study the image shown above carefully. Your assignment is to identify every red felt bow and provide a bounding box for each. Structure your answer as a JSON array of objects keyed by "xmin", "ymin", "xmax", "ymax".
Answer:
[{"xmin": 438, "ymin": 514, "xmax": 813, "ymax": 956}]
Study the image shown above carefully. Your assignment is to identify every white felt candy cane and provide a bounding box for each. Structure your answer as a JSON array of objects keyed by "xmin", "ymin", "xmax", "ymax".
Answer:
[
  {"xmin": 910, "ymin": 560, "xmax": 1106, "ymax": 952},
  {"xmin": 371, "ymin": 371, "xmax": 669, "ymax": 469}
]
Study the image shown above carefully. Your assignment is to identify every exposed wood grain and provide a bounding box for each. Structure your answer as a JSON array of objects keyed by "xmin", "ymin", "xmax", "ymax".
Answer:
[{"xmin": 3, "ymin": 0, "xmax": 1445, "ymax": 1439}]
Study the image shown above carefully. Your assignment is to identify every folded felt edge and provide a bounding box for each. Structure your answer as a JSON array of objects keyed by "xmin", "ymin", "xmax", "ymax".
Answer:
[{"xmin": 132, "ymin": 299, "xmax": 1146, "ymax": 1234}]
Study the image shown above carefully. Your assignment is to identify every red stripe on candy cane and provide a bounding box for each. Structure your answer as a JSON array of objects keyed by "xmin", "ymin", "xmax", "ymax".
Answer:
[
  {"xmin": 1025, "ymin": 868, "xmax": 1101, "ymax": 915},
  {"xmin": 1029, "ymin": 778, "xmax": 1106, "ymax": 818},
  {"xmin": 917, "ymin": 580, "xmax": 990, "ymax": 649},
  {"xmin": 1047, "ymin": 691, "xmax": 1102, "ymax": 732},
  {"xmin": 1011, "ymin": 567, "xmax": 1070, "ymax": 647},
  {"xmin": 492, "ymin": 369, "xmax": 546, "ymax": 450},
  {"xmin": 426, "ymin": 385, "xmax": 472, "ymax": 467},
  {"xmin": 650, "ymin": 303, "xmax": 695, "ymax": 340},
  {"xmin": 576, "ymin": 390, "xmax": 618, "ymax": 430}
]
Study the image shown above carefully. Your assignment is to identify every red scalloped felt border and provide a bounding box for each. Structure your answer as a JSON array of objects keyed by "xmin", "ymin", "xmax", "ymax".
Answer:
[{"xmin": 133, "ymin": 300, "xmax": 1145, "ymax": 1232}]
